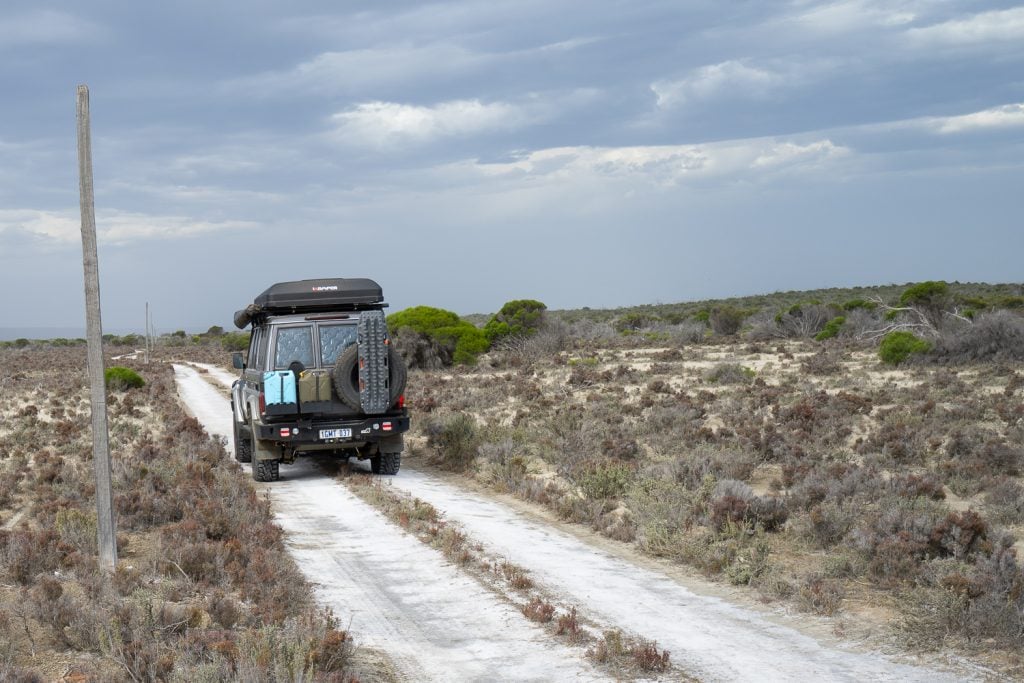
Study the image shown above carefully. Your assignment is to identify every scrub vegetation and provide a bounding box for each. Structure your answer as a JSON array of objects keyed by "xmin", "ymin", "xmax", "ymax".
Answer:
[
  {"xmin": 0, "ymin": 348, "xmax": 357, "ymax": 681},
  {"xmin": 2, "ymin": 279, "xmax": 1022, "ymax": 678},
  {"xmin": 398, "ymin": 280, "xmax": 1024, "ymax": 676}
]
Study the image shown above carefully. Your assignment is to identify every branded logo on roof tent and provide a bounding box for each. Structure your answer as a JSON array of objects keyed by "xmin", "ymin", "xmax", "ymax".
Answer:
[{"xmin": 312, "ymin": 285, "xmax": 339, "ymax": 292}]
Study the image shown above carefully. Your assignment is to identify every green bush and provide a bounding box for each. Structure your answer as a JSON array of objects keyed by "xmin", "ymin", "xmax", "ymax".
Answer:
[
  {"xmin": 899, "ymin": 281, "xmax": 949, "ymax": 307},
  {"xmin": 483, "ymin": 299, "xmax": 547, "ymax": 343},
  {"xmin": 576, "ymin": 462, "xmax": 634, "ymax": 500},
  {"xmin": 614, "ymin": 312, "xmax": 660, "ymax": 333},
  {"xmin": 105, "ymin": 366, "xmax": 145, "ymax": 390},
  {"xmin": 878, "ymin": 331, "xmax": 931, "ymax": 365},
  {"xmin": 388, "ymin": 306, "xmax": 489, "ymax": 365},
  {"xmin": 814, "ymin": 316, "xmax": 846, "ymax": 341},
  {"xmin": 221, "ymin": 332, "xmax": 250, "ymax": 352},
  {"xmin": 842, "ymin": 299, "xmax": 877, "ymax": 311},
  {"xmin": 998, "ymin": 296, "xmax": 1024, "ymax": 309}
]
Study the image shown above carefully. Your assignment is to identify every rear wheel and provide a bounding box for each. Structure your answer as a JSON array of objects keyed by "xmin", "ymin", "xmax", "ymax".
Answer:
[
  {"xmin": 233, "ymin": 419, "xmax": 252, "ymax": 463},
  {"xmin": 254, "ymin": 459, "xmax": 280, "ymax": 482},
  {"xmin": 371, "ymin": 453, "xmax": 401, "ymax": 475}
]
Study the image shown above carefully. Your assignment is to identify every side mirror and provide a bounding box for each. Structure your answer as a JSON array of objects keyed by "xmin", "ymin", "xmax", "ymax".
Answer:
[{"xmin": 232, "ymin": 352, "xmax": 246, "ymax": 370}]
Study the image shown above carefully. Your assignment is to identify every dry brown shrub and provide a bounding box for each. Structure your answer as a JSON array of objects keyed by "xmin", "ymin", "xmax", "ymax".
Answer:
[{"xmin": 522, "ymin": 597, "xmax": 555, "ymax": 623}]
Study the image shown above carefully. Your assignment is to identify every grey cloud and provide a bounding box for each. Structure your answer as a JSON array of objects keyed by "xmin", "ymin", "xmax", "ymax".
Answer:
[{"xmin": 0, "ymin": 9, "xmax": 103, "ymax": 47}]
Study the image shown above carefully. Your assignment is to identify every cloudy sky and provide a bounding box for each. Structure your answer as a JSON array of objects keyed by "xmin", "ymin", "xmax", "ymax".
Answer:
[{"xmin": 1, "ymin": 1, "xmax": 1022, "ymax": 334}]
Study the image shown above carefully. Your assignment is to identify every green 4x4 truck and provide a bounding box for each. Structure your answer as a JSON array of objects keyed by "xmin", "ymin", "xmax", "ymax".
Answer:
[{"xmin": 230, "ymin": 278, "xmax": 410, "ymax": 482}]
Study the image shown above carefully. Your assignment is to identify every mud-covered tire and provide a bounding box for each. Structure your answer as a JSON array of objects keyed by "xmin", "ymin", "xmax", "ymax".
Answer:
[
  {"xmin": 371, "ymin": 453, "xmax": 401, "ymax": 475},
  {"xmin": 333, "ymin": 345, "xmax": 408, "ymax": 411},
  {"xmin": 253, "ymin": 459, "xmax": 280, "ymax": 482},
  {"xmin": 233, "ymin": 419, "xmax": 252, "ymax": 463}
]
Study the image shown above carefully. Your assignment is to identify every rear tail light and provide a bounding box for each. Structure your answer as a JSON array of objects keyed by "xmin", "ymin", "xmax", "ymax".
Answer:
[
  {"xmin": 396, "ymin": 394, "xmax": 405, "ymax": 409},
  {"xmin": 258, "ymin": 391, "xmax": 266, "ymax": 415}
]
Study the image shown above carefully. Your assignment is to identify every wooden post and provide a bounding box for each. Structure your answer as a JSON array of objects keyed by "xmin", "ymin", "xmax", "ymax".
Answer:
[
  {"xmin": 145, "ymin": 302, "xmax": 150, "ymax": 364},
  {"xmin": 76, "ymin": 84, "xmax": 117, "ymax": 572}
]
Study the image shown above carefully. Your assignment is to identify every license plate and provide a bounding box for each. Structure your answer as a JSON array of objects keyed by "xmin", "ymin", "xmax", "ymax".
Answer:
[{"xmin": 319, "ymin": 428, "xmax": 352, "ymax": 440}]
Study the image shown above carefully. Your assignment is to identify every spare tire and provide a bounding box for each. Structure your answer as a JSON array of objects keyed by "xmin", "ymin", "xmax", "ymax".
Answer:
[{"xmin": 333, "ymin": 345, "xmax": 407, "ymax": 412}]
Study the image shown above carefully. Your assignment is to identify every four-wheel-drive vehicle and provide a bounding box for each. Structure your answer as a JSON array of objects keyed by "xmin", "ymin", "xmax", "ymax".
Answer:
[{"xmin": 230, "ymin": 278, "xmax": 409, "ymax": 482}]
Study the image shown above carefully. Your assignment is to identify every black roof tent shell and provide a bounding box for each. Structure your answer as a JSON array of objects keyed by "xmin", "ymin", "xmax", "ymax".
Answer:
[{"xmin": 234, "ymin": 278, "xmax": 385, "ymax": 329}]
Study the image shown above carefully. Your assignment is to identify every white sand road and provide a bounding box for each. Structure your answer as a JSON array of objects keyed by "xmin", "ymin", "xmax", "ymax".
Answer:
[
  {"xmin": 174, "ymin": 364, "xmax": 607, "ymax": 682},
  {"xmin": 178, "ymin": 363, "xmax": 978, "ymax": 682}
]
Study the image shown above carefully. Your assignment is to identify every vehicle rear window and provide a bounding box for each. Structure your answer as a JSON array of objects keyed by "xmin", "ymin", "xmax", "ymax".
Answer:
[
  {"xmin": 319, "ymin": 324, "xmax": 357, "ymax": 366},
  {"xmin": 274, "ymin": 326, "xmax": 314, "ymax": 369}
]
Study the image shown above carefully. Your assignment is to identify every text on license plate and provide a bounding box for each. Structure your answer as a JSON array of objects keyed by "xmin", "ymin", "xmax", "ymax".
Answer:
[{"xmin": 319, "ymin": 428, "xmax": 352, "ymax": 440}]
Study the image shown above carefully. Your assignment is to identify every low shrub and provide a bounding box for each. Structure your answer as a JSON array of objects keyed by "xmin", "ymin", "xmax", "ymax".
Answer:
[
  {"xmin": 614, "ymin": 312, "xmax": 660, "ymax": 333},
  {"xmin": 801, "ymin": 349, "xmax": 842, "ymax": 375},
  {"xmin": 776, "ymin": 303, "xmax": 837, "ymax": 338},
  {"xmin": 814, "ymin": 316, "xmax": 846, "ymax": 341},
  {"xmin": 522, "ymin": 597, "xmax": 555, "ymax": 623},
  {"xmin": 705, "ymin": 363, "xmax": 754, "ymax": 384},
  {"xmin": 843, "ymin": 299, "xmax": 878, "ymax": 311},
  {"xmin": 709, "ymin": 306, "xmax": 746, "ymax": 336},
  {"xmin": 797, "ymin": 574, "xmax": 845, "ymax": 615},
  {"xmin": 105, "ymin": 366, "xmax": 145, "ymax": 390},
  {"xmin": 425, "ymin": 413, "xmax": 481, "ymax": 471},
  {"xmin": 575, "ymin": 461, "xmax": 634, "ymax": 501},
  {"xmin": 878, "ymin": 331, "xmax": 931, "ymax": 365},
  {"xmin": 930, "ymin": 311, "xmax": 1024, "ymax": 363}
]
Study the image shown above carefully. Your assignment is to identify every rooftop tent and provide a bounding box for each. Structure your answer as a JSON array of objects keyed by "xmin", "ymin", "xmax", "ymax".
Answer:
[{"xmin": 234, "ymin": 278, "xmax": 385, "ymax": 329}]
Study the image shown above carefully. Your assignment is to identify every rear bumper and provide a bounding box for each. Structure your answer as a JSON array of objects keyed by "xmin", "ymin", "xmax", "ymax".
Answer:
[{"xmin": 255, "ymin": 414, "xmax": 410, "ymax": 446}]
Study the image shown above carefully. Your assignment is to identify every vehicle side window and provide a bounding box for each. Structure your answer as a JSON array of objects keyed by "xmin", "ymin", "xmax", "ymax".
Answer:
[
  {"xmin": 253, "ymin": 327, "xmax": 268, "ymax": 369},
  {"xmin": 274, "ymin": 326, "xmax": 314, "ymax": 369},
  {"xmin": 247, "ymin": 328, "xmax": 260, "ymax": 367},
  {"xmin": 319, "ymin": 324, "xmax": 357, "ymax": 366}
]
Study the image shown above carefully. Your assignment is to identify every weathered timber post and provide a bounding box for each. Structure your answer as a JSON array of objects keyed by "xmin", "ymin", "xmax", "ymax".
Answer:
[{"xmin": 76, "ymin": 84, "xmax": 117, "ymax": 572}]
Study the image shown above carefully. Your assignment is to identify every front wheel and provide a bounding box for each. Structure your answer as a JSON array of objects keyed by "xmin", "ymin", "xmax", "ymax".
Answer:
[{"xmin": 233, "ymin": 420, "xmax": 252, "ymax": 463}]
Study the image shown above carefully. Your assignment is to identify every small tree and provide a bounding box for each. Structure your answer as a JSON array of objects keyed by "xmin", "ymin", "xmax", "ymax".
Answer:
[
  {"xmin": 860, "ymin": 281, "xmax": 968, "ymax": 341},
  {"xmin": 899, "ymin": 281, "xmax": 951, "ymax": 329},
  {"xmin": 484, "ymin": 299, "xmax": 547, "ymax": 343},
  {"xmin": 388, "ymin": 306, "xmax": 489, "ymax": 366}
]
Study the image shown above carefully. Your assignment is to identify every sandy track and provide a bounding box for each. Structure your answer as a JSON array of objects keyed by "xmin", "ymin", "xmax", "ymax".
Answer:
[
  {"xmin": 386, "ymin": 472, "xmax": 966, "ymax": 682},
  {"xmin": 182, "ymin": 362, "xmax": 971, "ymax": 682},
  {"xmin": 173, "ymin": 364, "xmax": 607, "ymax": 683}
]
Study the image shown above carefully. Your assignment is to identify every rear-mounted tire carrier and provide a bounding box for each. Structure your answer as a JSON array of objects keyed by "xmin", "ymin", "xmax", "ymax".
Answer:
[{"xmin": 358, "ymin": 310, "xmax": 390, "ymax": 415}]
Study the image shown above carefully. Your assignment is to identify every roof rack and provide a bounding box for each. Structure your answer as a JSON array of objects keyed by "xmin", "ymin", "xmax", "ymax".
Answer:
[{"xmin": 234, "ymin": 278, "xmax": 386, "ymax": 329}]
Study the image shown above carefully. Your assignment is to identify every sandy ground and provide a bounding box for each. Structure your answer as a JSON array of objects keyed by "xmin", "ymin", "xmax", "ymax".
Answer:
[
  {"xmin": 385, "ymin": 471, "xmax": 967, "ymax": 683},
  {"xmin": 174, "ymin": 364, "xmax": 608, "ymax": 683},
  {"xmin": 179, "ymin": 363, "xmax": 982, "ymax": 682}
]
